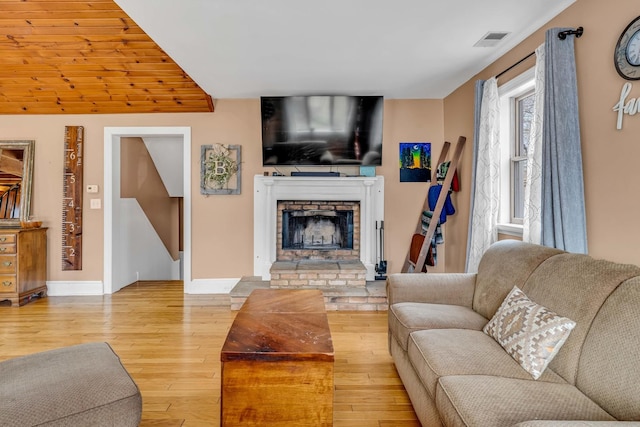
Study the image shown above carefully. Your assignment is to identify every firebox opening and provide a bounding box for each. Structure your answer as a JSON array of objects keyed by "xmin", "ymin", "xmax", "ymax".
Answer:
[{"xmin": 282, "ymin": 209, "xmax": 354, "ymax": 250}]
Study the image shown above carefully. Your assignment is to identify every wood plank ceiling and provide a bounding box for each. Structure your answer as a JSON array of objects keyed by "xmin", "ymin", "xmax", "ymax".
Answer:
[{"xmin": 0, "ymin": 0, "xmax": 214, "ymax": 114}]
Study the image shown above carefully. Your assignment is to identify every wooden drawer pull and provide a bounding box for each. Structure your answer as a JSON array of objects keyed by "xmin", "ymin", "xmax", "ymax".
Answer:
[
  {"xmin": 2, "ymin": 261, "xmax": 12, "ymax": 267},
  {"xmin": 2, "ymin": 281, "xmax": 13, "ymax": 287}
]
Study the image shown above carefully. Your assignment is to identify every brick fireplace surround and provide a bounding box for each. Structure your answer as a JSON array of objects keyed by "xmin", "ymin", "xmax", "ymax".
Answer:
[{"xmin": 230, "ymin": 175, "xmax": 387, "ymax": 311}]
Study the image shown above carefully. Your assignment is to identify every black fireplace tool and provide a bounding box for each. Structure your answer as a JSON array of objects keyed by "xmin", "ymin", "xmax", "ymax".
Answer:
[{"xmin": 375, "ymin": 220, "xmax": 388, "ymax": 280}]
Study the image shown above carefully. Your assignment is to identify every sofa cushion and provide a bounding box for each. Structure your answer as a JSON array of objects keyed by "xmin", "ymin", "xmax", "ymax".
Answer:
[
  {"xmin": 389, "ymin": 302, "xmax": 487, "ymax": 351},
  {"xmin": 0, "ymin": 342, "xmax": 142, "ymax": 427},
  {"xmin": 522, "ymin": 253, "xmax": 640, "ymax": 384},
  {"xmin": 576, "ymin": 277, "xmax": 640, "ymax": 420},
  {"xmin": 407, "ymin": 329, "xmax": 565, "ymax": 398},
  {"xmin": 436, "ymin": 375, "xmax": 615, "ymax": 427},
  {"xmin": 483, "ymin": 286, "xmax": 575, "ymax": 380},
  {"xmin": 473, "ymin": 240, "xmax": 563, "ymax": 320}
]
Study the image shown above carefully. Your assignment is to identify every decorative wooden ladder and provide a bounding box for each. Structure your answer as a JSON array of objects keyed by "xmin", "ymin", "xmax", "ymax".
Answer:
[{"xmin": 401, "ymin": 136, "xmax": 466, "ymax": 273}]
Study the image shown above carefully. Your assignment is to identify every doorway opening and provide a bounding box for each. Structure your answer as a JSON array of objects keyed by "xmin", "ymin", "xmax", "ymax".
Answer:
[{"xmin": 103, "ymin": 127, "xmax": 191, "ymax": 294}]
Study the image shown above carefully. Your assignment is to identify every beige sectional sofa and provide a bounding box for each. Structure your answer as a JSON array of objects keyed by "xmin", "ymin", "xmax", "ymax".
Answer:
[{"xmin": 387, "ymin": 240, "xmax": 640, "ymax": 426}]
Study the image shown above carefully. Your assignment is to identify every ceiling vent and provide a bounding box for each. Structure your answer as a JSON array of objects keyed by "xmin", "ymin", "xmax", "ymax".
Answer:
[{"xmin": 474, "ymin": 32, "xmax": 510, "ymax": 47}]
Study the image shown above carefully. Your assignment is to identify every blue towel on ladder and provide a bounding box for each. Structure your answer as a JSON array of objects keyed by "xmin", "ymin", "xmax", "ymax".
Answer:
[{"xmin": 427, "ymin": 184, "xmax": 455, "ymax": 224}]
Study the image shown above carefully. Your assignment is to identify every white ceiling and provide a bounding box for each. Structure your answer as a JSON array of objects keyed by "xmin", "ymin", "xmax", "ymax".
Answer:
[{"xmin": 114, "ymin": 0, "xmax": 576, "ymax": 99}]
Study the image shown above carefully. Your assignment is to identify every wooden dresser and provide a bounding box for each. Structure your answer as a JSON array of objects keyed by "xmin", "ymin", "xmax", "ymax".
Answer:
[{"xmin": 0, "ymin": 227, "xmax": 47, "ymax": 307}]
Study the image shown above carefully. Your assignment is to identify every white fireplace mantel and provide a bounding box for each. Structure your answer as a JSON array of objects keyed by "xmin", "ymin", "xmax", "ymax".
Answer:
[{"xmin": 254, "ymin": 175, "xmax": 385, "ymax": 280}]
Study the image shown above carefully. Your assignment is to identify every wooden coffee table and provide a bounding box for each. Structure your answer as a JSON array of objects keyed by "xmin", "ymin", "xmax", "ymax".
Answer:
[{"xmin": 220, "ymin": 289, "xmax": 334, "ymax": 426}]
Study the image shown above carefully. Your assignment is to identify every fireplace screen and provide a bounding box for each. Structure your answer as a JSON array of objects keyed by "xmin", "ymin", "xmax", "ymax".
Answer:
[
  {"xmin": 282, "ymin": 210, "xmax": 354, "ymax": 250},
  {"xmin": 277, "ymin": 200, "xmax": 360, "ymax": 261}
]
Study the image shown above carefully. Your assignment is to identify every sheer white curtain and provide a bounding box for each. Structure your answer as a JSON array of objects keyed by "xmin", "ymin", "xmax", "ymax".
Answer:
[
  {"xmin": 523, "ymin": 44, "xmax": 545, "ymax": 244},
  {"xmin": 465, "ymin": 77, "xmax": 500, "ymax": 273}
]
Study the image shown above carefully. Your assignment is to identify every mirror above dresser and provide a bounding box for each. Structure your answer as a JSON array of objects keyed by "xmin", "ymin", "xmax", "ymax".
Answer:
[{"xmin": 0, "ymin": 140, "xmax": 34, "ymax": 227}]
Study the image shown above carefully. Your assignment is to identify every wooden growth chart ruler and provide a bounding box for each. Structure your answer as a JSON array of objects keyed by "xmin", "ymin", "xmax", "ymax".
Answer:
[{"xmin": 62, "ymin": 126, "xmax": 83, "ymax": 270}]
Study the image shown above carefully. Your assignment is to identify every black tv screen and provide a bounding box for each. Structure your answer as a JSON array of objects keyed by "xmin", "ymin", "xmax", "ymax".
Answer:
[{"xmin": 261, "ymin": 95, "xmax": 383, "ymax": 166}]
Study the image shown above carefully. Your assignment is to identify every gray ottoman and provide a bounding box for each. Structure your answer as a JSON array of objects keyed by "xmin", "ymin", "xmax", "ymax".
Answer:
[{"xmin": 0, "ymin": 342, "xmax": 142, "ymax": 426}]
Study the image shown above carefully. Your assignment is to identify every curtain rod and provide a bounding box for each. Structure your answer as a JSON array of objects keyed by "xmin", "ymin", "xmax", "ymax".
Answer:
[
  {"xmin": 496, "ymin": 26, "xmax": 584, "ymax": 79},
  {"xmin": 496, "ymin": 51, "xmax": 535, "ymax": 79}
]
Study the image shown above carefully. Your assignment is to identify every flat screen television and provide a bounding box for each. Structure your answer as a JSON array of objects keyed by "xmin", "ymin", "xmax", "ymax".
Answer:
[{"xmin": 261, "ymin": 95, "xmax": 383, "ymax": 166}]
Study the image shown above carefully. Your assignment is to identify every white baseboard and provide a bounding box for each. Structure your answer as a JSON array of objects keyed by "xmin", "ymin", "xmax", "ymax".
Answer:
[
  {"xmin": 46, "ymin": 278, "xmax": 239, "ymax": 296},
  {"xmin": 186, "ymin": 278, "xmax": 239, "ymax": 294},
  {"xmin": 46, "ymin": 281, "xmax": 104, "ymax": 296}
]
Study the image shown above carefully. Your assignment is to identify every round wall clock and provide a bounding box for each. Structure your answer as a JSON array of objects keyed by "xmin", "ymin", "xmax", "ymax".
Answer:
[{"xmin": 615, "ymin": 16, "xmax": 640, "ymax": 80}]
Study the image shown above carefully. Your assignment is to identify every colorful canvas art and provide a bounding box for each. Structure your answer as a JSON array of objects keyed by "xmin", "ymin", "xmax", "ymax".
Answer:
[{"xmin": 399, "ymin": 142, "xmax": 431, "ymax": 182}]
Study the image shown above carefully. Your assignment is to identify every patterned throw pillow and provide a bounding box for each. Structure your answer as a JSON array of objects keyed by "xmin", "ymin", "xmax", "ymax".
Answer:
[{"xmin": 483, "ymin": 286, "xmax": 576, "ymax": 380}]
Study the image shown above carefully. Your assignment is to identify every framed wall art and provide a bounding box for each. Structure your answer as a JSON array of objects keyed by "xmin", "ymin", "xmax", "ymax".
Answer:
[
  {"xmin": 200, "ymin": 144, "xmax": 241, "ymax": 195},
  {"xmin": 399, "ymin": 142, "xmax": 431, "ymax": 182}
]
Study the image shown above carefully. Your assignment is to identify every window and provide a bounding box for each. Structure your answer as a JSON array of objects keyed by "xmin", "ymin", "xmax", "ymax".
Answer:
[
  {"xmin": 498, "ymin": 68, "xmax": 535, "ymax": 234},
  {"xmin": 512, "ymin": 90, "xmax": 534, "ymax": 222}
]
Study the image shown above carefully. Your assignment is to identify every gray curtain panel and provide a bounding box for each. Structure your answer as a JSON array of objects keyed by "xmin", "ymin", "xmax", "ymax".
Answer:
[
  {"xmin": 465, "ymin": 79, "xmax": 485, "ymax": 272},
  {"xmin": 541, "ymin": 28, "xmax": 588, "ymax": 254}
]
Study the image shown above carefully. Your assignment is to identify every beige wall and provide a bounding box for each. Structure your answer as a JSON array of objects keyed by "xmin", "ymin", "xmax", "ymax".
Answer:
[
  {"xmin": 378, "ymin": 100, "xmax": 446, "ymax": 273},
  {"xmin": 120, "ymin": 137, "xmax": 180, "ymax": 260},
  {"xmin": 442, "ymin": 82, "xmax": 475, "ymax": 272},
  {"xmin": 0, "ymin": 99, "xmax": 446, "ymax": 283},
  {"xmin": 443, "ymin": 0, "xmax": 640, "ymax": 270}
]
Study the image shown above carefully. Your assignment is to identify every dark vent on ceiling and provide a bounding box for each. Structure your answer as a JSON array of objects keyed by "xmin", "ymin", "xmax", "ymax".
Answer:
[{"xmin": 474, "ymin": 32, "xmax": 510, "ymax": 47}]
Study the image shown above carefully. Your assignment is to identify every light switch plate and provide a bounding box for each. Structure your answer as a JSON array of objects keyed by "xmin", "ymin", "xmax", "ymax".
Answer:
[
  {"xmin": 86, "ymin": 184, "xmax": 99, "ymax": 193},
  {"xmin": 90, "ymin": 199, "xmax": 101, "ymax": 209}
]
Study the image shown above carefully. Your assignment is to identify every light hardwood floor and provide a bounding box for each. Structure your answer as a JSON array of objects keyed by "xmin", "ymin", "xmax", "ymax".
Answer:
[{"xmin": 0, "ymin": 281, "xmax": 419, "ymax": 426}]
